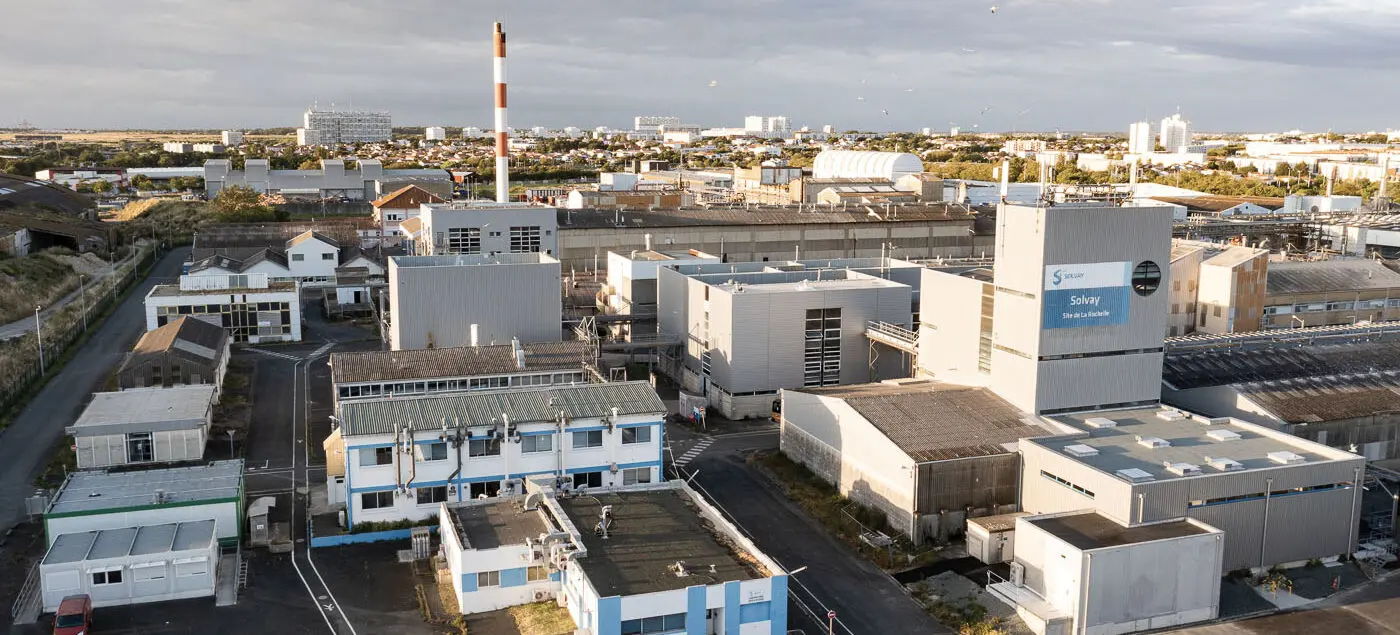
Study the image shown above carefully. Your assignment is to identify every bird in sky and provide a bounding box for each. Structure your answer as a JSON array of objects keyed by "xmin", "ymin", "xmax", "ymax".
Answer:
[
  {"xmin": 980, "ymin": 106, "xmax": 993, "ymax": 115},
  {"xmin": 882, "ymin": 109, "xmax": 890, "ymax": 116},
  {"xmin": 708, "ymin": 80, "xmax": 718, "ymax": 87},
  {"xmin": 960, "ymin": 47, "xmax": 978, "ymax": 54},
  {"xmin": 990, "ymin": 5, "xmax": 998, "ymax": 13},
  {"xmin": 856, "ymin": 96, "xmax": 866, "ymax": 101},
  {"xmin": 905, "ymin": 88, "xmax": 915, "ymax": 93}
]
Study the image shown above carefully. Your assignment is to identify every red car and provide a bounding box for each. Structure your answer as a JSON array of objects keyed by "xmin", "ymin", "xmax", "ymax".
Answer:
[{"xmin": 53, "ymin": 594, "xmax": 91, "ymax": 635}]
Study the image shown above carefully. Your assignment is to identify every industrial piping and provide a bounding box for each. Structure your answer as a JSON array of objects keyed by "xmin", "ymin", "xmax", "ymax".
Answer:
[{"xmin": 493, "ymin": 22, "xmax": 510, "ymax": 203}]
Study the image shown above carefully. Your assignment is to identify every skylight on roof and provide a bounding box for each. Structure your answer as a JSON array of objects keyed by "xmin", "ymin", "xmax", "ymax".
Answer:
[
  {"xmin": 1084, "ymin": 417, "xmax": 1117, "ymax": 429},
  {"xmin": 1116, "ymin": 468, "xmax": 1155, "ymax": 483},
  {"xmin": 1063, "ymin": 444, "xmax": 1098, "ymax": 458}
]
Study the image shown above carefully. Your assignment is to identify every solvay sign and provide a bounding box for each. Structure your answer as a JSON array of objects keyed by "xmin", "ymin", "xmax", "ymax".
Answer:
[{"xmin": 1042, "ymin": 262, "xmax": 1132, "ymax": 329}]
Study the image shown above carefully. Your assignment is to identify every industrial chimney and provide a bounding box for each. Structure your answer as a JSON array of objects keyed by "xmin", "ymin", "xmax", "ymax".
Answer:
[{"xmin": 493, "ymin": 22, "xmax": 510, "ymax": 203}]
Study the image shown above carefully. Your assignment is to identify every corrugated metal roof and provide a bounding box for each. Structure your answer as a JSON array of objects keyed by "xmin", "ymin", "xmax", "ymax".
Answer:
[
  {"xmin": 1267, "ymin": 260, "xmax": 1400, "ymax": 295},
  {"xmin": 1237, "ymin": 373, "xmax": 1400, "ymax": 423},
  {"xmin": 72, "ymin": 386, "xmax": 215, "ymax": 429},
  {"xmin": 338, "ymin": 381, "xmax": 665, "ymax": 436},
  {"xmin": 331, "ymin": 341, "xmax": 590, "ymax": 384},
  {"xmin": 1163, "ymin": 341, "xmax": 1400, "ymax": 390}
]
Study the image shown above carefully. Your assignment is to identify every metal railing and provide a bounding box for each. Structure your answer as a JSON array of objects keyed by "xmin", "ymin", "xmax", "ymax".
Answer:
[
  {"xmin": 10, "ymin": 561, "xmax": 40, "ymax": 623},
  {"xmin": 865, "ymin": 321, "xmax": 919, "ymax": 352},
  {"xmin": 1165, "ymin": 320, "xmax": 1400, "ymax": 352}
]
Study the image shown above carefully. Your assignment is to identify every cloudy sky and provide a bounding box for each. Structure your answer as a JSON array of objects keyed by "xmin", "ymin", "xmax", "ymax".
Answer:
[{"xmin": 2, "ymin": 0, "xmax": 1396, "ymax": 133}]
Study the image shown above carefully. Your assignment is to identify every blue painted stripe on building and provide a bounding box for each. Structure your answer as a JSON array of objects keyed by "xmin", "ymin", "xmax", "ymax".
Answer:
[
  {"xmin": 548, "ymin": 571, "xmax": 561, "ymax": 583},
  {"xmin": 686, "ymin": 585, "xmax": 707, "ymax": 635},
  {"xmin": 347, "ymin": 483, "xmax": 399, "ymax": 494},
  {"xmin": 517, "ymin": 430, "xmax": 555, "ymax": 437},
  {"xmin": 562, "ymin": 460, "xmax": 662, "ymax": 476},
  {"xmin": 461, "ymin": 572, "xmax": 478, "ymax": 592},
  {"xmin": 346, "ymin": 443, "xmax": 396, "ymax": 450},
  {"xmin": 769, "ymin": 575, "xmax": 788, "ymax": 634},
  {"xmin": 724, "ymin": 581, "xmax": 741, "ymax": 634},
  {"xmin": 597, "ymin": 596, "xmax": 622, "ymax": 635},
  {"xmin": 500, "ymin": 567, "xmax": 527, "ymax": 588},
  {"xmin": 615, "ymin": 421, "xmax": 662, "ymax": 429},
  {"xmin": 568, "ymin": 425, "xmax": 609, "ymax": 433},
  {"xmin": 309, "ymin": 526, "xmax": 437, "ymax": 548},
  {"xmin": 740, "ymin": 601, "xmax": 771, "ymax": 624},
  {"xmin": 615, "ymin": 460, "xmax": 661, "ymax": 471}
]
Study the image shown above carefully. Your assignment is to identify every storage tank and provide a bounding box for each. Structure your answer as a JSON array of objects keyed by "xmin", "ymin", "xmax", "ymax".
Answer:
[{"xmin": 812, "ymin": 150, "xmax": 924, "ymax": 181}]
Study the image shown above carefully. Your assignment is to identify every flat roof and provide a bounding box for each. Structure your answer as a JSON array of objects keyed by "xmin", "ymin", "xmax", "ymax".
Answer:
[
  {"xmin": 1028, "ymin": 512, "xmax": 1210, "ymax": 550},
  {"xmin": 558, "ymin": 488, "xmax": 757, "ymax": 596},
  {"xmin": 618, "ymin": 249, "xmax": 719, "ymax": 263},
  {"xmin": 450, "ymin": 500, "xmax": 549, "ymax": 550},
  {"xmin": 794, "ymin": 381, "xmax": 1044, "ymax": 462},
  {"xmin": 1034, "ymin": 407, "xmax": 1357, "ymax": 482},
  {"xmin": 331, "ymin": 341, "xmax": 590, "ymax": 384},
  {"xmin": 1266, "ymin": 259, "xmax": 1400, "ymax": 295},
  {"xmin": 47, "ymin": 460, "xmax": 243, "ymax": 516},
  {"xmin": 337, "ymin": 381, "xmax": 665, "ymax": 437},
  {"xmin": 1203, "ymin": 246, "xmax": 1267, "ymax": 268},
  {"xmin": 968, "ymin": 512, "xmax": 1029, "ymax": 533},
  {"xmin": 712, "ymin": 275, "xmax": 906, "ymax": 295},
  {"xmin": 43, "ymin": 520, "xmax": 216, "ymax": 565},
  {"xmin": 148, "ymin": 281, "xmax": 298, "ymax": 298},
  {"xmin": 70, "ymin": 386, "xmax": 215, "ymax": 432},
  {"xmin": 558, "ymin": 204, "xmax": 970, "ymax": 229},
  {"xmin": 391, "ymin": 253, "xmax": 558, "ymax": 268}
]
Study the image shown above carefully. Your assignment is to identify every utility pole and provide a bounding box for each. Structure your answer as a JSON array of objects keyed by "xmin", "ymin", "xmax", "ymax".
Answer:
[{"xmin": 34, "ymin": 305, "xmax": 44, "ymax": 375}]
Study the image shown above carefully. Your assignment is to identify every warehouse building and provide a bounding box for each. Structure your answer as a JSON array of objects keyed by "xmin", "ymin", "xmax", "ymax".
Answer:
[
  {"xmin": 40, "ymin": 520, "xmax": 219, "ymax": 612},
  {"xmin": 388, "ymin": 253, "xmax": 561, "ymax": 351},
  {"xmin": 328, "ymin": 382, "xmax": 665, "ymax": 527},
  {"xmin": 437, "ymin": 478, "xmax": 789, "ymax": 634},
  {"xmin": 204, "ymin": 158, "xmax": 449, "ymax": 200},
  {"xmin": 330, "ymin": 340, "xmax": 594, "ymax": 408},
  {"xmin": 1262, "ymin": 259, "xmax": 1400, "ymax": 329},
  {"xmin": 1019, "ymin": 406, "xmax": 1364, "ymax": 572},
  {"xmin": 43, "ymin": 460, "xmax": 244, "ymax": 547},
  {"xmin": 117, "ymin": 316, "xmax": 230, "ymax": 396},
  {"xmin": 657, "ymin": 258, "xmax": 924, "ymax": 419},
  {"xmin": 780, "ymin": 379, "xmax": 1071, "ymax": 543},
  {"xmin": 144, "ymin": 273, "xmax": 302, "ymax": 343},
  {"xmin": 1162, "ymin": 340, "xmax": 1400, "ymax": 460},
  {"xmin": 67, "ymin": 386, "xmax": 216, "ymax": 469}
]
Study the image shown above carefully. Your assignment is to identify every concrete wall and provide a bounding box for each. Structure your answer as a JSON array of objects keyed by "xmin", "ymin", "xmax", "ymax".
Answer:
[
  {"xmin": 389, "ymin": 257, "xmax": 561, "ymax": 350},
  {"xmin": 419, "ymin": 206, "xmax": 559, "ymax": 257},
  {"xmin": 1079, "ymin": 527, "xmax": 1222, "ymax": 634},
  {"xmin": 1166, "ymin": 249, "xmax": 1202, "ymax": 337},
  {"xmin": 917, "ymin": 269, "xmax": 988, "ymax": 382}
]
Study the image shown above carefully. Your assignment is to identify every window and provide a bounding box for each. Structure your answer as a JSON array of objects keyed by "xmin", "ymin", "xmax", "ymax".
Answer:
[
  {"xmin": 622, "ymin": 467, "xmax": 652, "ymax": 485},
  {"xmin": 1326, "ymin": 301, "xmax": 1355, "ymax": 311},
  {"xmin": 572, "ymin": 430, "xmax": 604, "ymax": 449},
  {"xmin": 522, "ymin": 435, "xmax": 553, "ymax": 454},
  {"xmin": 621, "ymin": 426, "xmax": 652, "ymax": 444},
  {"xmin": 291, "ymin": 253, "xmax": 305, "ymax": 261},
  {"xmin": 1131, "ymin": 261, "xmax": 1162, "ymax": 296},
  {"xmin": 322, "ymin": 253, "xmax": 335, "ymax": 260},
  {"xmin": 361, "ymin": 491, "xmax": 394, "ymax": 509},
  {"xmin": 126, "ymin": 432, "xmax": 154, "ymax": 463},
  {"xmin": 1213, "ymin": 305, "xmax": 1222, "ymax": 318},
  {"xmin": 469, "ymin": 481, "xmax": 501, "ymax": 499},
  {"xmin": 91, "ymin": 569, "xmax": 123, "ymax": 585},
  {"xmin": 573, "ymin": 471, "xmax": 603, "ymax": 488},
  {"xmin": 1040, "ymin": 470, "xmax": 1094, "ymax": 498},
  {"xmin": 477, "ymin": 570, "xmax": 501, "ymax": 588},
  {"xmin": 447, "ymin": 227, "xmax": 481, "ymax": 254},
  {"xmin": 803, "ymin": 308, "xmax": 842, "ymax": 387},
  {"xmin": 469, "ymin": 438, "xmax": 501, "ymax": 457},
  {"xmin": 360, "ymin": 447, "xmax": 394, "ymax": 466},
  {"xmin": 416, "ymin": 486, "xmax": 448, "ymax": 505},
  {"xmin": 417, "ymin": 442, "xmax": 448, "ymax": 462},
  {"xmin": 527, "ymin": 566, "xmax": 550, "ymax": 582},
  {"xmin": 509, "ymin": 226, "xmax": 542, "ymax": 253},
  {"xmin": 622, "ymin": 613, "xmax": 687, "ymax": 635}
]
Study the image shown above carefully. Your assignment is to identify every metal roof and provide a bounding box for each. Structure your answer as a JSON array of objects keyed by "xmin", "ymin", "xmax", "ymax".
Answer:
[
  {"xmin": 331, "ymin": 341, "xmax": 591, "ymax": 384},
  {"xmin": 70, "ymin": 386, "xmax": 215, "ymax": 433},
  {"xmin": 122, "ymin": 317, "xmax": 227, "ymax": 372},
  {"xmin": 337, "ymin": 382, "xmax": 665, "ymax": 436},
  {"xmin": 793, "ymin": 381, "xmax": 1042, "ymax": 462},
  {"xmin": 43, "ymin": 521, "xmax": 216, "ymax": 566},
  {"xmin": 391, "ymin": 252, "xmax": 558, "ymax": 268},
  {"xmin": 1163, "ymin": 341, "xmax": 1400, "ymax": 390},
  {"xmin": 47, "ymin": 460, "xmax": 243, "ymax": 516},
  {"xmin": 557, "ymin": 204, "xmax": 970, "ymax": 230},
  {"xmin": 1236, "ymin": 373, "xmax": 1400, "ymax": 424},
  {"xmin": 1266, "ymin": 259, "xmax": 1400, "ymax": 295}
]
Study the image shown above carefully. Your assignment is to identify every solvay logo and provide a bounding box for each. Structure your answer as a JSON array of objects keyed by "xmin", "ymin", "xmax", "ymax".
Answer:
[{"xmin": 1051, "ymin": 269, "xmax": 1084, "ymax": 286}]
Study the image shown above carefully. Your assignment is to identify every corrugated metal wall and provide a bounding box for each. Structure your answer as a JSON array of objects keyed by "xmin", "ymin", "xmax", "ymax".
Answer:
[
  {"xmin": 916, "ymin": 454, "xmax": 1021, "ymax": 513},
  {"xmin": 390, "ymin": 260, "xmax": 562, "ymax": 350}
]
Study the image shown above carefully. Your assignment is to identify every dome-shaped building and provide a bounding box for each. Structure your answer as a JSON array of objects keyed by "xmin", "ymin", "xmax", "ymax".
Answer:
[{"xmin": 812, "ymin": 151, "xmax": 924, "ymax": 181}]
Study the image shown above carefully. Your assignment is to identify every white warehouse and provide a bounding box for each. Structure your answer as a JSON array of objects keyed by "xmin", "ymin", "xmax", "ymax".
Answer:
[
  {"xmin": 388, "ymin": 253, "xmax": 562, "ymax": 351},
  {"xmin": 41, "ymin": 521, "xmax": 219, "ymax": 612},
  {"xmin": 67, "ymin": 386, "xmax": 215, "ymax": 469}
]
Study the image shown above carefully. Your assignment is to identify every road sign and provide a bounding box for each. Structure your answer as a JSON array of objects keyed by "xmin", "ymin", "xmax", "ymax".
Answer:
[{"xmin": 827, "ymin": 610, "xmax": 836, "ymax": 620}]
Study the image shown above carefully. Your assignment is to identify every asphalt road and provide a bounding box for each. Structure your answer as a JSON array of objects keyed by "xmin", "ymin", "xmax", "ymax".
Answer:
[
  {"xmin": 671, "ymin": 427, "xmax": 949, "ymax": 635},
  {"xmin": 0, "ymin": 246, "xmax": 140, "ymax": 341},
  {"xmin": 0, "ymin": 246, "xmax": 189, "ymax": 534}
]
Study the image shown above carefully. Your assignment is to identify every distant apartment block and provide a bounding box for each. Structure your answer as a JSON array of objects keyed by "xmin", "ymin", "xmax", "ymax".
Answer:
[
  {"xmin": 297, "ymin": 108, "xmax": 392, "ymax": 146},
  {"xmin": 425, "ymin": 126, "xmax": 447, "ymax": 141},
  {"xmin": 220, "ymin": 130, "xmax": 244, "ymax": 146},
  {"xmin": 632, "ymin": 115, "xmax": 681, "ymax": 133}
]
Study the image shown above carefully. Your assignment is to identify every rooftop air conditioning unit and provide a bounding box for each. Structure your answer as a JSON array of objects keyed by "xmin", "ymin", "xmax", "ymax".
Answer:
[
  {"xmin": 1268, "ymin": 451, "xmax": 1306, "ymax": 465},
  {"xmin": 1116, "ymin": 468, "xmax": 1156, "ymax": 483},
  {"xmin": 1156, "ymin": 410, "xmax": 1187, "ymax": 421},
  {"xmin": 1135, "ymin": 435, "xmax": 1171, "ymax": 449},
  {"xmin": 1084, "ymin": 417, "xmax": 1117, "ymax": 429},
  {"xmin": 1205, "ymin": 456, "xmax": 1244, "ymax": 472},
  {"xmin": 1163, "ymin": 462, "xmax": 1202, "ymax": 476},
  {"xmin": 1206, "ymin": 429, "xmax": 1242, "ymax": 442},
  {"xmin": 1063, "ymin": 444, "xmax": 1099, "ymax": 458}
]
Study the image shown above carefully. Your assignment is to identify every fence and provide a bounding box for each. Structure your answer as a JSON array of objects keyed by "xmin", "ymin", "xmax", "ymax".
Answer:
[{"xmin": 0, "ymin": 246, "xmax": 158, "ymax": 421}]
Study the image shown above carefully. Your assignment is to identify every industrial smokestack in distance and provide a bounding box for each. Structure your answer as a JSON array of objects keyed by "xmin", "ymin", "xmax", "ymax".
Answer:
[{"xmin": 494, "ymin": 22, "xmax": 510, "ymax": 203}]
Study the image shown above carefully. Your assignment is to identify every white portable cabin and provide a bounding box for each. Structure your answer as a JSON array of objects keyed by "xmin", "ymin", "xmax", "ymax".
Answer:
[
  {"xmin": 40, "ymin": 520, "xmax": 218, "ymax": 612},
  {"xmin": 966, "ymin": 512, "xmax": 1029, "ymax": 565}
]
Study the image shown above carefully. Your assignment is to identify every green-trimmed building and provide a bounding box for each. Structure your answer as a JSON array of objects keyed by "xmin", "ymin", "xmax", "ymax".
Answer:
[{"xmin": 44, "ymin": 460, "xmax": 244, "ymax": 548}]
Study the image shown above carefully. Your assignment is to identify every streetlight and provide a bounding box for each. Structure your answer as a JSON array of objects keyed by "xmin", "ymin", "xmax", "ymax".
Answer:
[
  {"xmin": 78, "ymin": 274, "xmax": 88, "ymax": 332},
  {"xmin": 34, "ymin": 305, "xmax": 44, "ymax": 375},
  {"xmin": 226, "ymin": 429, "xmax": 236, "ymax": 459}
]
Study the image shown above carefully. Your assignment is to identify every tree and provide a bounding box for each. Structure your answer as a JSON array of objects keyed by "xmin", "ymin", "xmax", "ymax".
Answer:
[
  {"xmin": 130, "ymin": 174, "xmax": 155, "ymax": 191},
  {"xmin": 297, "ymin": 159, "xmax": 321, "ymax": 170},
  {"xmin": 90, "ymin": 180, "xmax": 114, "ymax": 194},
  {"xmin": 209, "ymin": 185, "xmax": 278, "ymax": 223}
]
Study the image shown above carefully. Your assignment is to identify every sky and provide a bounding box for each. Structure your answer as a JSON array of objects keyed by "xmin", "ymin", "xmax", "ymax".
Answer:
[{"xmin": 3, "ymin": 0, "xmax": 1398, "ymax": 133}]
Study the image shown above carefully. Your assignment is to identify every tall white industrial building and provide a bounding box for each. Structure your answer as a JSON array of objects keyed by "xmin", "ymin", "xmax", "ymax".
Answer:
[
  {"xmin": 1127, "ymin": 121, "xmax": 1153, "ymax": 154},
  {"xmin": 633, "ymin": 115, "xmax": 681, "ymax": 132},
  {"xmin": 1159, "ymin": 113, "xmax": 1192, "ymax": 153},
  {"xmin": 297, "ymin": 108, "xmax": 392, "ymax": 146}
]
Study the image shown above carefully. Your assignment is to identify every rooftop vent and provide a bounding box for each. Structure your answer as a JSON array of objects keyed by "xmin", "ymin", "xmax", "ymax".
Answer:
[
  {"xmin": 1156, "ymin": 410, "xmax": 1187, "ymax": 421},
  {"xmin": 1197, "ymin": 416, "xmax": 1231, "ymax": 426},
  {"xmin": 1206, "ymin": 429, "xmax": 1241, "ymax": 442},
  {"xmin": 1205, "ymin": 456, "xmax": 1244, "ymax": 472},
  {"xmin": 1084, "ymin": 417, "xmax": 1117, "ymax": 429},
  {"xmin": 1135, "ymin": 435, "xmax": 1171, "ymax": 449},
  {"xmin": 1163, "ymin": 461, "xmax": 1202, "ymax": 476},
  {"xmin": 1063, "ymin": 444, "xmax": 1099, "ymax": 458},
  {"xmin": 1268, "ymin": 451, "xmax": 1306, "ymax": 465},
  {"xmin": 1116, "ymin": 468, "xmax": 1156, "ymax": 483}
]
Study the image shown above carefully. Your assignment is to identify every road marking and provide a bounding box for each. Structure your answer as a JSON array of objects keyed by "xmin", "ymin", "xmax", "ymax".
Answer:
[
  {"xmin": 310, "ymin": 342, "xmax": 335, "ymax": 358},
  {"xmin": 251, "ymin": 348, "xmax": 301, "ymax": 361},
  {"xmin": 673, "ymin": 438, "xmax": 714, "ymax": 467}
]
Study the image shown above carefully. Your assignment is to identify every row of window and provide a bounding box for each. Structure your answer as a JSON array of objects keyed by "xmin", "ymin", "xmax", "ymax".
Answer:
[
  {"xmin": 155, "ymin": 301, "xmax": 290, "ymax": 316},
  {"xmin": 289, "ymin": 253, "xmax": 336, "ymax": 262},
  {"xmin": 1187, "ymin": 482, "xmax": 1351, "ymax": 508},
  {"xmin": 431, "ymin": 226, "xmax": 550, "ymax": 255},
  {"xmin": 90, "ymin": 561, "xmax": 207, "ymax": 586},
  {"xmin": 360, "ymin": 468, "xmax": 653, "ymax": 510},
  {"xmin": 336, "ymin": 372, "xmax": 586, "ymax": 399},
  {"xmin": 358, "ymin": 428, "xmax": 654, "ymax": 467},
  {"xmin": 1265, "ymin": 298, "xmax": 1400, "ymax": 315},
  {"xmin": 474, "ymin": 566, "xmax": 550, "ymax": 589},
  {"xmin": 1041, "ymin": 470, "xmax": 1095, "ymax": 499},
  {"xmin": 622, "ymin": 613, "xmax": 686, "ymax": 635}
]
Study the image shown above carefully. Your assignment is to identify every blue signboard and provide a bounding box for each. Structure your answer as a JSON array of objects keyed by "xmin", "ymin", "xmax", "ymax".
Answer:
[{"xmin": 1042, "ymin": 262, "xmax": 1132, "ymax": 329}]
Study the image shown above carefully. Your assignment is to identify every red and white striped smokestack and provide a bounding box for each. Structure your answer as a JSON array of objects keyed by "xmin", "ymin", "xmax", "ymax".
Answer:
[{"xmin": 493, "ymin": 22, "xmax": 509, "ymax": 203}]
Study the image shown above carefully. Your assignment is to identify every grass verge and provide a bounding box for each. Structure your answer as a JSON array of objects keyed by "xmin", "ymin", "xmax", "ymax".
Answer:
[{"xmin": 509, "ymin": 601, "xmax": 574, "ymax": 635}]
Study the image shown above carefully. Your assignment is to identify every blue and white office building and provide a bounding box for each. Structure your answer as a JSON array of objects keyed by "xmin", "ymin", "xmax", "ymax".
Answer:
[{"xmin": 330, "ymin": 382, "xmax": 666, "ymax": 528}]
